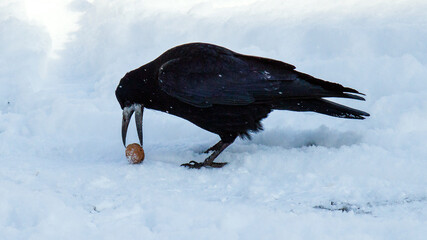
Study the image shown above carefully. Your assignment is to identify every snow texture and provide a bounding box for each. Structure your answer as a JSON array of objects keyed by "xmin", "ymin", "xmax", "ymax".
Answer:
[{"xmin": 1, "ymin": 0, "xmax": 427, "ymax": 239}]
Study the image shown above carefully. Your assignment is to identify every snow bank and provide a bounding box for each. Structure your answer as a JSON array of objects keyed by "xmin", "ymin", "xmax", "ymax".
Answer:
[{"xmin": 1, "ymin": 0, "xmax": 427, "ymax": 239}]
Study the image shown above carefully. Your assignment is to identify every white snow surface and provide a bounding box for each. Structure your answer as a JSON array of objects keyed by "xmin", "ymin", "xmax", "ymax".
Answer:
[{"xmin": 1, "ymin": 0, "xmax": 427, "ymax": 239}]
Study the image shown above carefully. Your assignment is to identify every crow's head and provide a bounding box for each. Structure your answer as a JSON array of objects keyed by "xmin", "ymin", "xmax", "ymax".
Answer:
[{"xmin": 116, "ymin": 73, "xmax": 145, "ymax": 147}]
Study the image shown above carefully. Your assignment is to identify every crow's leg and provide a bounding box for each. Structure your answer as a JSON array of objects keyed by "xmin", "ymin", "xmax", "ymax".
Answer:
[
  {"xmin": 203, "ymin": 140, "xmax": 224, "ymax": 153},
  {"xmin": 182, "ymin": 141, "xmax": 232, "ymax": 169}
]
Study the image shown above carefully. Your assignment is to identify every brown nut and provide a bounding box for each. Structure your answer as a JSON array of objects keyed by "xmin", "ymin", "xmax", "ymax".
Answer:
[{"xmin": 125, "ymin": 143, "xmax": 145, "ymax": 164}]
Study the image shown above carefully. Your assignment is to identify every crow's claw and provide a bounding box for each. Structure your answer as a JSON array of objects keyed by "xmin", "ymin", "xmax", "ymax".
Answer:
[
  {"xmin": 209, "ymin": 162, "xmax": 228, "ymax": 168},
  {"xmin": 181, "ymin": 160, "xmax": 228, "ymax": 169},
  {"xmin": 181, "ymin": 161, "xmax": 204, "ymax": 169}
]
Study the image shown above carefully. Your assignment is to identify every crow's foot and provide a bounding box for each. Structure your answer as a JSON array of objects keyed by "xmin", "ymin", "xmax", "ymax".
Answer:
[
  {"xmin": 182, "ymin": 140, "xmax": 232, "ymax": 169},
  {"xmin": 181, "ymin": 160, "xmax": 228, "ymax": 169}
]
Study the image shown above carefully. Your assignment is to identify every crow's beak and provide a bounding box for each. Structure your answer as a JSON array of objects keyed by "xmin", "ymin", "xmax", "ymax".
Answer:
[{"xmin": 122, "ymin": 103, "xmax": 144, "ymax": 147}]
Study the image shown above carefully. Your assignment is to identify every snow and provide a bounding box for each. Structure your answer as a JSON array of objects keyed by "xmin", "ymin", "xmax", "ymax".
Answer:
[{"xmin": 1, "ymin": 0, "xmax": 427, "ymax": 239}]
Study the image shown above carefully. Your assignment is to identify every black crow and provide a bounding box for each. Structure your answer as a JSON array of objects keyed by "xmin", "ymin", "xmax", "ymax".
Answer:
[{"xmin": 116, "ymin": 43, "xmax": 369, "ymax": 168}]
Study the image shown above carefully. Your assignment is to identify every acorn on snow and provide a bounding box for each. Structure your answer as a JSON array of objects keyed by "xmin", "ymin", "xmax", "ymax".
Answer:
[{"xmin": 125, "ymin": 143, "xmax": 145, "ymax": 164}]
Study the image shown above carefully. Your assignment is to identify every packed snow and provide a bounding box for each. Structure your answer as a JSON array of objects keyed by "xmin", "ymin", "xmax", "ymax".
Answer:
[{"xmin": 1, "ymin": 0, "xmax": 427, "ymax": 239}]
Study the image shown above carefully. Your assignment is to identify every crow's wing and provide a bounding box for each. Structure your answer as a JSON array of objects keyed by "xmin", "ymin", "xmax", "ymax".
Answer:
[{"xmin": 158, "ymin": 50, "xmax": 364, "ymax": 108}]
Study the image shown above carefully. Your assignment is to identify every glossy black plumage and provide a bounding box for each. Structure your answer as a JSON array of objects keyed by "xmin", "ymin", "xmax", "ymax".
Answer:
[{"xmin": 116, "ymin": 43, "xmax": 369, "ymax": 168}]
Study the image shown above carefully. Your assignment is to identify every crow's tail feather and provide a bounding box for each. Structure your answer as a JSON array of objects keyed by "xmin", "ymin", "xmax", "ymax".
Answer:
[{"xmin": 272, "ymin": 98, "xmax": 370, "ymax": 119}]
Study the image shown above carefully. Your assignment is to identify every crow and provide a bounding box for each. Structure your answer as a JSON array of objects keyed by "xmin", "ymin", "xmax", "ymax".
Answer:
[{"xmin": 116, "ymin": 42, "xmax": 369, "ymax": 168}]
